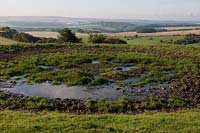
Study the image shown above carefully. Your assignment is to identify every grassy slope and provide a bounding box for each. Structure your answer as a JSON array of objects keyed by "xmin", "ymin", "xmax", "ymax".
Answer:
[
  {"xmin": 1, "ymin": 110, "xmax": 200, "ymax": 132},
  {"xmin": 126, "ymin": 36, "xmax": 184, "ymax": 45},
  {"xmin": 0, "ymin": 36, "xmax": 18, "ymax": 45}
]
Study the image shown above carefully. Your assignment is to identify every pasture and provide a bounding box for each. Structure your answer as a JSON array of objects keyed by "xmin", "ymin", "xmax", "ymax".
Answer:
[
  {"xmin": 0, "ymin": 32, "xmax": 199, "ymax": 133},
  {"xmin": 1, "ymin": 110, "xmax": 200, "ymax": 132}
]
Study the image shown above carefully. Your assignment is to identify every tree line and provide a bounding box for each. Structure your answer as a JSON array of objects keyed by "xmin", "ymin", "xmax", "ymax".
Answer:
[
  {"xmin": 0, "ymin": 27, "xmax": 127, "ymax": 44},
  {"xmin": 0, "ymin": 27, "xmax": 81, "ymax": 43}
]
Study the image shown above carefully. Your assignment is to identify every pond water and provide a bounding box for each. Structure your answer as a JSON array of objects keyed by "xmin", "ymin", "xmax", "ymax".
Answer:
[
  {"xmin": 1, "ymin": 76, "xmax": 169, "ymax": 100},
  {"xmin": 39, "ymin": 65, "xmax": 53, "ymax": 70},
  {"xmin": 0, "ymin": 78, "xmax": 15, "ymax": 88},
  {"xmin": 120, "ymin": 66, "xmax": 138, "ymax": 72},
  {"xmin": 92, "ymin": 60, "xmax": 101, "ymax": 65},
  {"xmin": 0, "ymin": 62, "xmax": 171, "ymax": 100},
  {"xmin": 2, "ymin": 77, "xmax": 122, "ymax": 100},
  {"xmin": 39, "ymin": 65, "xmax": 59, "ymax": 71}
]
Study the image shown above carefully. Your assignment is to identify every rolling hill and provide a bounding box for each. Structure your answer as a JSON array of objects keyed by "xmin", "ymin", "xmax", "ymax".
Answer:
[{"xmin": 0, "ymin": 16, "xmax": 200, "ymax": 33}]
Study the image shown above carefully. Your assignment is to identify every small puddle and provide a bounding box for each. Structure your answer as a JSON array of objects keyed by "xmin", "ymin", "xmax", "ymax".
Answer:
[
  {"xmin": 108, "ymin": 61, "xmax": 122, "ymax": 66},
  {"xmin": 108, "ymin": 61, "xmax": 139, "ymax": 72},
  {"xmin": 92, "ymin": 60, "xmax": 101, "ymax": 65},
  {"xmin": 124, "ymin": 77, "xmax": 141, "ymax": 83},
  {"xmin": 120, "ymin": 66, "xmax": 138, "ymax": 72},
  {"xmin": 39, "ymin": 65, "xmax": 59, "ymax": 71},
  {"xmin": 39, "ymin": 65, "xmax": 53, "ymax": 70},
  {"xmin": 168, "ymin": 71, "xmax": 175, "ymax": 78}
]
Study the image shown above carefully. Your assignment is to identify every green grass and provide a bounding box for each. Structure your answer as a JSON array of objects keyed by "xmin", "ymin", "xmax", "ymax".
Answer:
[
  {"xmin": 126, "ymin": 36, "xmax": 184, "ymax": 45},
  {"xmin": 0, "ymin": 35, "xmax": 199, "ymax": 132},
  {"xmin": 0, "ymin": 35, "xmax": 199, "ymax": 87},
  {"xmin": 76, "ymin": 33, "xmax": 89, "ymax": 42},
  {"xmin": 0, "ymin": 49, "xmax": 197, "ymax": 86},
  {"xmin": 1, "ymin": 110, "xmax": 200, "ymax": 132}
]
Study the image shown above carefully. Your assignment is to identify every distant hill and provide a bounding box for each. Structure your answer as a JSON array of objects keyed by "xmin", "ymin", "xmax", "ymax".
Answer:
[
  {"xmin": 0, "ymin": 16, "xmax": 199, "ymax": 33},
  {"xmin": 70, "ymin": 22, "xmax": 137, "ymax": 33}
]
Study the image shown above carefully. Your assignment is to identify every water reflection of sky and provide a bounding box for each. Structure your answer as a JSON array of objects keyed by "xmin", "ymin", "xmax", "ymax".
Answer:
[{"xmin": 2, "ymin": 76, "xmax": 169, "ymax": 100}]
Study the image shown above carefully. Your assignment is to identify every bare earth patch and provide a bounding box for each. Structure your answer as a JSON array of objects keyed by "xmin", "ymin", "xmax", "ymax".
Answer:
[{"xmin": 26, "ymin": 32, "xmax": 59, "ymax": 38}]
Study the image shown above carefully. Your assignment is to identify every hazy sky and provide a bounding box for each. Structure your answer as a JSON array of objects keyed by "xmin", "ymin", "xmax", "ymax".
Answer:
[{"xmin": 0, "ymin": 0, "xmax": 200, "ymax": 20}]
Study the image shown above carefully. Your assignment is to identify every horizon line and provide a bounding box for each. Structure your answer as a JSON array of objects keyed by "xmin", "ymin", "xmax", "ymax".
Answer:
[{"xmin": 0, "ymin": 16, "xmax": 199, "ymax": 22}]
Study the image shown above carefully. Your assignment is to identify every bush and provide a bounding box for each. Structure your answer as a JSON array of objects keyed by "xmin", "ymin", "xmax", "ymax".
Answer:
[
  {"xmin": 170, "ymin": 72, "xmax": 200, "ymax": 104},
  {"xmin": 13, "ymin": 33, "xmax": 41, "ymax": 43},
  {"xmin": 88, "ymin": 34, "xmax": 107, "ymax": 43},
  {"xmin": 0, "ymin": 27, "xmax": 17, "ymax": 38},
  {"xmin": 58, "ymin": 28, "xmax": 82, "ymax": 43},
  {"xmin": 105, "ymin": 38, "xmax": 127, "ymax": 44},
  {"xmin": 85, "ymin": 99, "xmax": 97, "ymax": 112},
  {"xmin": 174, "ymin": 34, "xmax": 200, "ymax": 44},
  {"xmin": 36, "ymin": 38, "xmax": 58, "ymax": 43},
  {"xmin": 88, "ymin": 33, "xmax": 127, "ymax": 44}
]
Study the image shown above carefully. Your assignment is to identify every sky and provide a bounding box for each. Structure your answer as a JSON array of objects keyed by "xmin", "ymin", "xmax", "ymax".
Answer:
[{"xmin": 0, "ymin": 0, "xmax": 200, "ymax": 21}]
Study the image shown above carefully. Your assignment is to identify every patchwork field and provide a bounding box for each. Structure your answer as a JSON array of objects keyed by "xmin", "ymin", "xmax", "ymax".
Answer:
[
  {"xmin": 161, "ymin": 26, "xmax": 200, "ymax": 31},
  {"xmin": 26, "ymin": 32, "xmax": 89, "ymax": 41},
  {"xmin": 26, "ymin": 30, "xmax": 200, "ymax": 41},
  {"xmin": 106, "ymin": 30, "xmax": 200, "ymax": 37}
]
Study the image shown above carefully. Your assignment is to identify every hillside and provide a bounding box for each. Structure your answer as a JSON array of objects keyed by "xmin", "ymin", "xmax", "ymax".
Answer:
[
  {"xmin": 70, "ymin": 21, "xmax": 137, "ymax": 33},
  {"xmin": 0, "ymin": 36, "xmax": 17, "ymax": 45},
  {"xmin": 1, "ymin": 16, "xmax": 200, "ymax": 32}
]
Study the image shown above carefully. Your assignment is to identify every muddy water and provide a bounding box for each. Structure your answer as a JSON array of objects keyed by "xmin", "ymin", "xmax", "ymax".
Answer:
[
  {"xmin": 1, "ymin": 76, "xmax": 169, "ymax": 100},
  {"xmin": 1, "ymin": 61, "xmax": 170, "ymax": 100},
  {"xmin": 92, "ymin": 60, "xmax": 101, "ymax": 65},
  {"xmin": 0, "ymin": 79, "xmax": 13, "ymax": 88},
  {"xmin": 2, "ymin": 77, "xmax": 122, "ymax": 100}
]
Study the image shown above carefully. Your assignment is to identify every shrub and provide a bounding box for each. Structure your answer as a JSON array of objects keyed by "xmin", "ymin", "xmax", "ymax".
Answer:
[
  {"xmin": 85, "ymin": 99, "xmax": 97, "ymax": 112},
  {"xmin": 88, "ymin": 34, "xmax": 107, "ymax": 43},
  {"xmin": 174, "ymin": 34, "xmax": 200, "ymax": 44},
  {"xmin": 58, "ymin": 28, "xmax": 82, "ymax": 43},
  {"xmin": 97, "ymin": 100, "xmax": 106, "ymax": 112},
  {"xmin": 0, "ymin": 27, "xmax": 17, "ymax": 38},
  {"xmin": 105, "ymin": 38, "xmax": 127, "ymax": 44},
  {"xmin": 170, "ymin": 72, "xmax": 200, "ymax": 104},
  {"xmin": 168, "ymin": 97, "xmax": 186, "ymax": 109},
  {"xmin": 13, "ymin": 33, "xmax": 41, "ymax": 43},
  {"xmin": 88, "ymin": 33, "xmax": 127, "ymax": 44},
  {"xmin": 36, "ymin": 38, "xmax": 58, "ymax": 43}
]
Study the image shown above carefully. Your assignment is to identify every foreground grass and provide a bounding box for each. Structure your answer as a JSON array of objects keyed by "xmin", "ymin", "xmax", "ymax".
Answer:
[{"xmin": 1, "ymin": 110, "xmax": 200, "ymax": 132}]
